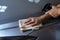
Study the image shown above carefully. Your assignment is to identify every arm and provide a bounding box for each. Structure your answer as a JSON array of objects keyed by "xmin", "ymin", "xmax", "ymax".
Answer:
[
  {"xmin": 37, "ymin": 13, "xmax": 51, "ymax": 22},
  {"xmin": 25, "ymin": 5, "xmax": 60, "ymax": 26},
  {"xmin": 37, "ymin": 6, "xmax": 60, "ymax": 22}
]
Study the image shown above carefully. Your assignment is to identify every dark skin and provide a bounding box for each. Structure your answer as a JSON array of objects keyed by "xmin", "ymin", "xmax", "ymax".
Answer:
[{"xmin": 24, "ymin": 4, "xmax": 60, "ymax": 26}]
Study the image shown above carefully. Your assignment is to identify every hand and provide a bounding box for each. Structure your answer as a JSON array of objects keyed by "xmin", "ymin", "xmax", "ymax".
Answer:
[{"xmin": 25, "ymin": 17, "xmax": 42, "ymax": 26}]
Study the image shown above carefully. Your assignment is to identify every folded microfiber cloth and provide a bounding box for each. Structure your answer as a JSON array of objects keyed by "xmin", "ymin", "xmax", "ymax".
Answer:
[{"xmin": 18, "ymin": 19, "xmax": 43, "ymax": 32}]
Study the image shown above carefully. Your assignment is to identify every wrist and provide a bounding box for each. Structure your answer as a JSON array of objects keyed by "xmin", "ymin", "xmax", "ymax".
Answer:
[
  {"xmin": 37, "ymin": 13, "xmax": 51, "ymax": 22},
  {"xmin": 37, "ymin": 15, "xmax": 46, "ymax": 22}
]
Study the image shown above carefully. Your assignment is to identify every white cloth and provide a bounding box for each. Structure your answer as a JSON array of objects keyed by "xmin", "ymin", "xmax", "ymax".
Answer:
[{"xmin": 18, "ymin": 19, "xmax": 43, "ymax": 32}]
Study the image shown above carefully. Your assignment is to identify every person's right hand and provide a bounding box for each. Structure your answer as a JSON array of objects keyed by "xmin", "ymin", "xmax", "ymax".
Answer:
[{"xmin": 24, "ymin": 17, "xmax": 42, "ymax": 26}]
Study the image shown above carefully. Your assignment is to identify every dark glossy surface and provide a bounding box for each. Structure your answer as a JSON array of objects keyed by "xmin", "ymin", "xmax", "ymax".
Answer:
[
  {"xmin": 29, "ymin": 21, "xmax": 60, "ymax": 40},
  {"xmin": 0, "ymin": 21, "xmax": 60, "ymax": 40},
  {"xmin": 2, "ymin": 36, "xmax": 38, "ymax": 40}
]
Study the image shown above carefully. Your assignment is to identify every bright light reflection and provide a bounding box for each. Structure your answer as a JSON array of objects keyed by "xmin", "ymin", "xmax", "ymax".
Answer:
[{"xmin": 0, "ymin": 5, "xmax": 7, "ymax": 12}]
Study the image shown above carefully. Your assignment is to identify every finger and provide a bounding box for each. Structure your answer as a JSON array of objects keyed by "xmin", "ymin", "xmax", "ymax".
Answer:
[
  {"xmin": 21, "ymin": 24, "xmax": 26, "ymax": 28},
  {"xmin": 30, "ymin": 22, "xmax": 37, "ymax": 26},
  {"xmin": 30, "ymin": 19, "xmax": 37, "ymax": 26},
  {"xmin": 26, "ymin": 18, "xmax": 35, "ymax": 25},
  {"xmin": 25, "ymin": 18, "xmax": 31, "ymax": 23}
]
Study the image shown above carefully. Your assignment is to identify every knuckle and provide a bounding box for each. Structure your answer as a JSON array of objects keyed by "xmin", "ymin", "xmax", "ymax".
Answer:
[{"xmin": 31, "ymin": 18, "xmax": 35, "ymax": 22}]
